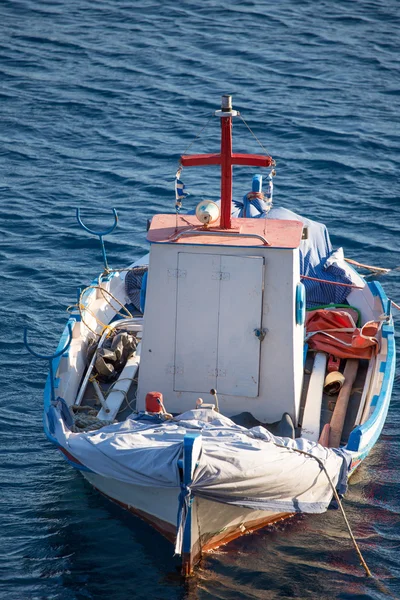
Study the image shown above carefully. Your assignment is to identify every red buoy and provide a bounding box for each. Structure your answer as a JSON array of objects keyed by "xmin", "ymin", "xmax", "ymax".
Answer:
[{"xmin": 145, "ymin": 391, "xmax": 164, "ymax": 413}]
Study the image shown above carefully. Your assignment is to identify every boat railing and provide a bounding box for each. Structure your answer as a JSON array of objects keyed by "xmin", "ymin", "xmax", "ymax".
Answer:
[{"xmin": 169, "ymin": 229, "xmax": 271, "ymax": 246}]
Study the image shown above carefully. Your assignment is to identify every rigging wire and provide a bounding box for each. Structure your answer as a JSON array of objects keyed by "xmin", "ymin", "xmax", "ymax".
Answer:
[
  {"xmin": 239, "ymin": 113, "xmax": 274, "ymax": 159},
  {"xmin": 179, "ymin": 113, "xmax": 214, "ymax": 162}
]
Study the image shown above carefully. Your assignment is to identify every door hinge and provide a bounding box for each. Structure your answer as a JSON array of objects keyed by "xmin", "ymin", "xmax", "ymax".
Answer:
[
  {"xmin": 168, "ymin": 269, "xmax": 187, "ymax": 278},
  {"xmin": 212, "ymin": 271, "xmax": 230, "ymax": 280},
  {"xmin": 208, "ymin": 368, "xmax": 226, "ymax": 377},
  {"xmin": 166, "ymin": 365, "xmax": 184, "ymax": 375}
]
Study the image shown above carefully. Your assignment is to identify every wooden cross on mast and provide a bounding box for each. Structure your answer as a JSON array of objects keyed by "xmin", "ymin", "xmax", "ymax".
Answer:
[{"xmin": 180, "ymin": 95, "xmax": 274, "ymax": 229}]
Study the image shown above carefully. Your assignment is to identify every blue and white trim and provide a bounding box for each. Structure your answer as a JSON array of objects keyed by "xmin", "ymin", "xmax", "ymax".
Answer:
[{"xmin": 346, "ymin": 281, "xmax": 395, "ymax": 461}]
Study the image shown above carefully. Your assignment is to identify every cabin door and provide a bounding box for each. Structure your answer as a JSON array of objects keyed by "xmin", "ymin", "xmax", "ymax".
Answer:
[{"xmin": 174, "ymin": 253, "xmax": 264, "ymax": 397}]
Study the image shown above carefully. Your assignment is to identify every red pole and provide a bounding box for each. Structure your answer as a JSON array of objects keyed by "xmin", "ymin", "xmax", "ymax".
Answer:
[
  {"xmin": 220, "ymin": 116, "xmax": 232, "ymax": 229},
  {"xmin": 180, "ymin": 96, "xmax": 273, "ymax": 228}
]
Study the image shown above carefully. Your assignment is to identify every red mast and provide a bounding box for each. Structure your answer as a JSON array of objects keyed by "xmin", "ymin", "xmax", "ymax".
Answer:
[{"xmin": 180, "ymin": 95, "xmax": 274, "ymax": 229}]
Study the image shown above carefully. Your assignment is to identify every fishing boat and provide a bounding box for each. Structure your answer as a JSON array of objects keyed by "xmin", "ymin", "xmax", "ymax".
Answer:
[{"xmin": 25, "ymin": 95, "xmax": 395, "ymax": 575}]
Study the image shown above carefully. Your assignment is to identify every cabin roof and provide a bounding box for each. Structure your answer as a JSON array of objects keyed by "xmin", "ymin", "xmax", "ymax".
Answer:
[{"xmin": 147, "ymin": 214, "xmax": 303, "ymax": 249}]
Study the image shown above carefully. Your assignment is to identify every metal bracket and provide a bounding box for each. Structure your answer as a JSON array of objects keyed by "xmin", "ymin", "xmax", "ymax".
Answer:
[
  {"xmin": 254, "ymin": 328, "xmax": 267, "ymax": 342},
  {"xmin": 76, "ymin": 207, "xmax": 118, "ymax": 272}
]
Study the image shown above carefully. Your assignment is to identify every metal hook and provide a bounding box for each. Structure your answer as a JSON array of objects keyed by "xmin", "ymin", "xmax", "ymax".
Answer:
[
  {"xmin": 24, "ymin": 323, "xmax": 73, "ymax": 403},
  {"xmin": 76, "ymin": 207, "xmax": 118, "ymax": 272}
]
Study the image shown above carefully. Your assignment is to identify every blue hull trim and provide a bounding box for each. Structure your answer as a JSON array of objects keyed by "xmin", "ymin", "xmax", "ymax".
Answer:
[
  {"xmin": 346, "ymin": 281, "xmax": 395, "ymax": 469},
  {"xmin": 43, "ymin": 316, "xmax": 78, "ymax": 446}
]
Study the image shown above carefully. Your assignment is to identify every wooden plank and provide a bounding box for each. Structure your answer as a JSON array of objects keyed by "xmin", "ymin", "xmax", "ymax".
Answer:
[
  {"xmin": 328, "ymin": 359, "xmax": 359, "ymax": 448},
  {"xmin": 354, "ymin": 356, "xmax": 376, "ymax": 426},
  {"xmin": 318, "ymin": 423, "xmax": 330, "ymax": 447},
  {"xmin": 301, "ymin": 352, "xmax": 327, "ymax": 442}
]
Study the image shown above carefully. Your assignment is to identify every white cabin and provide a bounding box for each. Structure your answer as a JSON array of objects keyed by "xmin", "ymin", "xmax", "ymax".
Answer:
[{"xmin": 137, "ymin": 214, "xmax": 305, "ymax": 424}]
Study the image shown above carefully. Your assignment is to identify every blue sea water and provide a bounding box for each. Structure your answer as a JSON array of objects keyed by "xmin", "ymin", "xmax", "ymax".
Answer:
[{"xmin": 1, "ymin": 0, "xmax": 400, "ymax": 598}]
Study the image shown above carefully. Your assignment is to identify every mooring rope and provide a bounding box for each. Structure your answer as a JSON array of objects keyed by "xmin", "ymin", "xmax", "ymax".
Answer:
[
  {"xmin": 344, "ymin": 258, "xmax": 391, "ymax": 274},
  {"xmin": 300, "ymin": 274, "xmax": 364, "ymax": 289},
  {"xmin": 274, "ymin": 443, "xmax": 372, "ymax": 577}
]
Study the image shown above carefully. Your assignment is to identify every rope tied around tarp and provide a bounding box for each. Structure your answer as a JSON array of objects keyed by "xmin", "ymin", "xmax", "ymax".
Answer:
[
  {"xmin": 172, "ymin": 432, "xmax": 373, "ymax": 577},
  {"xmin": 175, "ymin": 483, "xmax": 193, "ymax": 556},
  {"xmin": 246, "ymin": 191, "xmax": 264, "ymax": 201}
]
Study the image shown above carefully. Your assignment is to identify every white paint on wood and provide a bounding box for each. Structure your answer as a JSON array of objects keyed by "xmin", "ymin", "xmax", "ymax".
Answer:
[
  {"xmin": 355, "ymin": 356, "xmax": 375, "ymax": 426},
  {"xmin": 174, "ymin": 253, "xmax": 264, "ymax": 396},
  {"xmin": 301, "ymin": 352, "xmax": 327, "ymax": 442},
  {"xmin": 83, "ymin": 471, "xmax": 284, "ymax": 542},
  {"xmin": 361, "ymin": 337, "xmax": 386, "ymax": 425},
  {"xmin": 347, "ymin": 284, "xmax": 378, "ymax": 325},
  {"xmin": 174, "ymin": 253, "xmax": 220, "ymax": 392},
  {"xmin": 217, "ymin": 255, "xmax": 264, "ymax": 397},
  {"xmin": 137, "ymin": 242, "xmax": 304, "ymax": 424},
  {"xmin": 83, "ymin": 472, "xmax": 179, "ymax": 525},
  {"xmin": 193, "ymin": 495, "xmax": 285, "ymax": 545}
]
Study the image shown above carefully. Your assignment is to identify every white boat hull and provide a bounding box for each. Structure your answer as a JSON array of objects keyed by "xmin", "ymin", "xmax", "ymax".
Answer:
[{"xmin": 82, "ymin": 471, "xmax": 291, "ymax": 574}]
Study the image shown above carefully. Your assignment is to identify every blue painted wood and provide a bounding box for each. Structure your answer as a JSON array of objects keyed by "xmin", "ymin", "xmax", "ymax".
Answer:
[
  {"xmin": 43, "ymin": 318, "xmax": 77, "ymax": 445},
  {"xmin": 182, "ymin": 432, "xmax": 201, "ymax": 556},
  {"xmin": 252, "ymin": 174, "xmax": 262, "ymax": 192},
  {"xmin": 303, "ymin": 343, "xmax": 309, "ymax": 365},
  {"xmin": 140, "ymin": 270, "xmax": 148, "ymax": 313},
  {"xmin": 296, "ymin": 282, "xmax": 306, "ymax": 326},
  {"xmin": 346, "ymin": 281, "xmax": 395, "ymax": 456},
  {"xmin": 183, "ymin": 432, "xmax": 201, "ymax": 484},
  {"xmin": 25, "ymin": 322, "xmax": 73, "ymax": 404}
]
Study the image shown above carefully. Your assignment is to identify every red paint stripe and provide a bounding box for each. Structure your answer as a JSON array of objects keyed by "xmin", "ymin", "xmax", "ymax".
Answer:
[
  {"xmin": 180, "ymin": 153, "xmax": 221, "ymax": 166},
  {"xmin": 58, "ymin": 446, "xmax": 84, "ymax": 466}
]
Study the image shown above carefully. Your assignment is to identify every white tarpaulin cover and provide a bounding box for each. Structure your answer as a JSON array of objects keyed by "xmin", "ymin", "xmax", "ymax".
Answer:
[{"xmin": 50, "ymin": 405, "xmax": 350, "ymax": 514}]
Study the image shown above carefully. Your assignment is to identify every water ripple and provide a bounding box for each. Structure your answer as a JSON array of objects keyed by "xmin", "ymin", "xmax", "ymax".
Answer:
[{"xmin": 1, "ymin": 0, "xmax": 400, "ymax": 598}]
